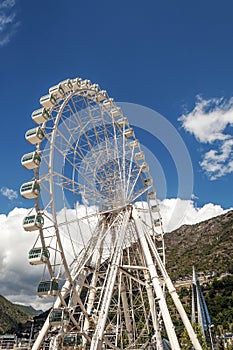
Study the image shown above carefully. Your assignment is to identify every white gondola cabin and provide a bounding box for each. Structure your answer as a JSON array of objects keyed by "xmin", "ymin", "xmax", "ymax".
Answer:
[
  {"xmin": 88, "ymin": 84, "xmax": 99, "ymax": 95},
  {"xmin": 151, "ymin": 205, "xmax": 159, "ymax": 212},
  {"xmin": 154, "ymin": 218, "xmax": 161, "ymax": 227},
  {"xmin": 134, "ymin": 151, "xmax": 144, "ymax": 161},
  {"xmin": 96, "ymin": 90, "xmax": 107, "ymax": 102},
  {"xmin": 117, "ymin": 117, "xmax": 128, "ymax": 128},
  {"xmin": 129, "ymin": 140, "xmax": 139, "ymax": 149},
  {"xmin": 147, "ymin": 191, "xmax": 155, "ymax": 199},
  {"xmin": 143, "ymin": 177, "xmax": 152, "ymax": 187},
  {"xmin": 141, "ymin": 162, "xmax": 149, "ymax": 173},
  {"xmin": 110, "ymin": 107, "xmax": 121, "ymax": 118},
  {"xmin": 32, "ymin": 108, "xmax": 50, "ymax": 124},
  {"xmin": 49, "ymin": 309, "xmax": 70, "ymax": 326},
  {"xmin": 72, "ymin": 77, "xmax": 82, "ymax": 90},
  {"xmin": 28, "ymin": 247, "xmax": 49, "ymax": 265},
  {"xmin": 37, "ymin": 280, "xmax": 59, "ymax": 298},
  {"xmin": 49, "ymin": 84, "xmax": 65, "ymax": 98},
  {"xmin": 156, "ymin": 236, "xmax": 163, "ymax": 244},
  {"xmin": 123, "ymin": 128, "xmax": 134, "ymax": 138},
  {"xmin": 102, "ymin": 98, "xmax": 114, "ymax": 109},
  {"xmin": 25, "ymin": 127, "xmax": 44, "ymax": 144},
  {"xmin": 21, "ymin": 152, "xmax": 41, "ymax": 170},
  {"xmin": 20, "ymin": 181, "xmax": 40, "ymax": 199},
  {"xmin": 40, "ymin": 94, "xmax": 56, "ymax": 109},
  {"xmin": 59, "ymin": 79, "xmax": 73, "ymax": 92},
  {"xmin": 23, "ymin": 214, "xmax": 44, "ymax": 231},
  {"xmin": 80, "ymin": 79, "xmax": 91, "ymax": 90}
]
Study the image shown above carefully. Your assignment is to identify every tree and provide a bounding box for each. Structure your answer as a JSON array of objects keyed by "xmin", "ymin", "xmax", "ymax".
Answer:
[{"xmin": 180, "ymin": 323, "xmax": 209, "ymax": 350}]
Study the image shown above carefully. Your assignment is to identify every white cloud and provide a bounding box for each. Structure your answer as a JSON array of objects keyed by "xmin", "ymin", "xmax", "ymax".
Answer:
[
  {"xmin": 0, "ymin": 201, "xmax": 229, "ymax": 310},
  {"xmin": 0, "ymin": 0, "xmax": 16, "ymax": 10},
  {"xmin": 0, "ymin": 0, "xmax": 19, "ymax": 46},
  {"xmin": 159, "ymin": 198, "xmax": 227, "ymax": 232},
  {"xmin": 0, "ymin": 186, "xmax": 18, "ymax": 200},
  {"xmin": 0, "ymin": 208, "xmax": 46, "ymax": 310},
  {"xmin": 179, "ymin": 96, "xmax": 233, "ymax": 179}
]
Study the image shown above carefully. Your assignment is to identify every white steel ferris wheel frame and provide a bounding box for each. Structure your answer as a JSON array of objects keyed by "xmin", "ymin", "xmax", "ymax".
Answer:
[{"xmin": 21, "ymin": 77, "xmax": 202, "ymax": 350}]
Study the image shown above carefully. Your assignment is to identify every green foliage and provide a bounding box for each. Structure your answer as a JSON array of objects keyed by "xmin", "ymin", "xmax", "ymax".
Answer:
[
  {"xmin": 174, "ymin": 276, "xmax": 232, "ymax": 345},
  {"xmin": 0, "ymin": 295, "xmax": 37, "ymax": 334},
  {"xmin": 203, "ymin": 276, "xmax": 233, "ymax": 333},
  {"xmin": 180, "ymin": 323, "xmax": 209, "ymax": 350},
  {"xmin": 165, "ymin": 210, "xmax": 233, "ymax": 281}
]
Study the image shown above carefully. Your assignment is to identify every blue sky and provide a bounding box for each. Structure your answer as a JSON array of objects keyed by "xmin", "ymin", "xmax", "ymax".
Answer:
[
  {"xmin": 0, "ymin": 0, "xmax": 233, "ymax": 211},
  {"xmin": 0, "ymin": 0, "xmax": 233, "ymax": 307}
]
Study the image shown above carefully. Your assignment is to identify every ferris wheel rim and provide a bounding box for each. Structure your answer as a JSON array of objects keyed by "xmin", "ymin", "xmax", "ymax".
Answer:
[{"xmin": 22, "ymin": 76, "xmax": 166, "ymax": 308}]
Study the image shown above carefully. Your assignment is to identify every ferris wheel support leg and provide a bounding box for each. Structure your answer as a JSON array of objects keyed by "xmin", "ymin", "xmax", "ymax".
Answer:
[
  {"xmin": 144, "ymin": 227, "xmax": 203, "ymax": 350},
  {"xmin": 144, "ymin": 270, "xmax": 164, "ymax": 350},
  {"xmin": 132, "ymin": 209, "xmax": 181, "ymax": 350},
  {"xmin": 90, "ymin": 210, "xmax": 131, "ymax": 350},
  {"xmin": 83, "ymin": 248, "xmax": 103, "ymax": 344}
]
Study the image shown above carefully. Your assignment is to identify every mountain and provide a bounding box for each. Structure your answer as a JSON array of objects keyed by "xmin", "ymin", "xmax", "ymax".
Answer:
[
  {"xmin": 0, "ymin": 295, "xmax": 38, "ymax": 335},
  {"xmin": 164, "ymin": 210, "xmax": 233, "ymax": 281}
]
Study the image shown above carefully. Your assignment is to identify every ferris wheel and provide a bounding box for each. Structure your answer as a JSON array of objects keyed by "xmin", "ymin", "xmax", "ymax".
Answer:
[{"xmin": 20, "ymin": 77, "xmax": 202, "ymax": 350}]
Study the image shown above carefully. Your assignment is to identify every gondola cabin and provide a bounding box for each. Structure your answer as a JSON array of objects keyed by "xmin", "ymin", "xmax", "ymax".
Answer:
[
  {"xmin": 59, "ymin": 79, "xmax": 73, "ymax": 92},
  {"xmin": 129, "ymin": 139, "xmax": 139, "ymax": 149},
  {"xmin": 79, "ymin": 79, "xmax": 91, "ymax": 90},
  {"xmin": 143, "ymin": 177, "xmax": 152, "ymax": 187},
  {"xmin": 40, "ymin": 94, "xmax": 56, "ymax": 109},
  {"xmin": 25, "ymin": 127, "xmax": 44, "ymax": 144},
  {"xmin": 20, "ymin": 181, "xmax": 40, "ymax": 199},
  {"xmin": 37, "ymin": 280, "xmax": 59, "ymax": 298},
  {"xmin": 21, "ymin": 152, "xmax": 41, "ymax": 170},
  {"xmin": 154, "ymin": 218, "xmax": 161, "ymax": 227},
  {"xmin": 151, "ymin": 205, "xmax": 159, "ymax": 213},
  {"xmin": 110, "ymin": 107, "xmax": 121, "ymax": 118},
  {"xmin": 117, "ymin": 117, "xmax": 128, "ymax": 128},
  {"xmin": 28, "ymin": 247, "xmax": 49, "ymax": 265},
  {"xmin": 49, "ymin": 84, "xmax": 65, "ymax": 98},
  {"xmin": 63, "ymin": 333, "xmax": 82, "ymax": 348},
  {"xmin": 147, "ymin": 191, "xmax": 155, "ymax": 199},
  {"xmin": 23, "ymin": 214, "xmax": 44, "ymax": 231},
  {"xmin": 123, "ymin": 128, "xmax": 134, "ymax": 138},
  {"xmin": 141, "ymin": 162, "xmax": 149, "ymax": 173},
  {"xmin": 102, "ymin": 98, "xmax": 114, "ymax": 109},
  {"xmin": 72, "ymin": 77, "xmax": 82, "ymax": 90},
  {"xmin": 49, "ymin": 309, "xmax": 70, "ymax": 326},
  {"xmin": 32, "ymin": 108, "xmax": 50, "ymax": 124},
  {"xmin": 88, "ymin": 84, "xmax": 99, "ymax": 95},
  {"xmin": 134, "ymin": 151, "xmax": 144, "ymax": 161},
  {"xmin": 96, "ymin": 90, "xmax": 107, "ymax": 102}
]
